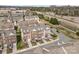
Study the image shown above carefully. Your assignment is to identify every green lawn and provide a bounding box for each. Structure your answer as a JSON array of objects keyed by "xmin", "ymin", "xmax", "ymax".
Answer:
[
  {"xmin": 45, "ymin": 39, "xmax": 51, "ymax": 42},
  {"xmin": 58, "ymin": 26, "xmax": 79, "ymax": 39},
  {"xmin": 51, "ymin": 34, "xmax": 58, "ymax": 40},
  {"xmin": 36, "ymin": 40, "xmax": 44, "ymax": 44},
  {"xmin": 17, "ymin": 41, "xmax": 26, "ymax": 50},
  {"xmin": 15, "ymin": 26, "xmax": 26, "ymax": 50},
  {"xmin": 31, "ymin": 40, "xmax": 37, "ymax": 46}
]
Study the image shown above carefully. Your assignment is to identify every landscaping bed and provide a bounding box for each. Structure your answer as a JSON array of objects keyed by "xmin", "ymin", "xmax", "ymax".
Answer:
[
  {"xmin": 31, "ymin": 40, "xmax": 37, "ymax": 46},
  {"xmin": 50, "ymin": 34, "xmax": 58, "ymax": 40},
  {"xmin": 45, "ymin": 39, "xmax": 51, "ymax": 42},
  {"xmin": 36, "ymin": 40, "xmax": 44, "ymax": 44}
]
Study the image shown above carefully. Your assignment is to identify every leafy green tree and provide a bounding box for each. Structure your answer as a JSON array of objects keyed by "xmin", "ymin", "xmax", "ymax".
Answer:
[
  {"xmin": 15, "ymin": 26, "xmax": 24, "ymax": 49},
  {"xmin": 32, "ymin": 12, "xmax": 37, "ymax": 15},
  {"xmin": 44, "ymin": 16, "xmax": 49, "ymax": 21},
  {"xmin": 49, "ymin": 18, "xmax": 59, "ymax": 25},
  {"xmin": 37, "ymin": 14, "xmax": 44, "ymax": 19},
  {"xmin": 76, "ymin": 31, "xmax": 79, "ymax": 36}
]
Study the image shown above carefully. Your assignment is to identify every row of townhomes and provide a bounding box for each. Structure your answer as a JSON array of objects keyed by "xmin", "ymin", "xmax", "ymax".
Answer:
[
  {"xmin": 0, "ymin": 9, "xmax": 17, "ymax": 54},
  {"xmin": 0, "ymin": 8, "xmax": 52, "ymax": 54}
]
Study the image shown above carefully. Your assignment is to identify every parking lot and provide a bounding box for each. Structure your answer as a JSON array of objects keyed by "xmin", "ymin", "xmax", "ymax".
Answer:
[
  {"xmin": 19, "ymin": 39, "xmax": 79, "ymax": 54},
  {"xmin": 18, "ymin": 29, "xmax": 79, "ymax": 54}
]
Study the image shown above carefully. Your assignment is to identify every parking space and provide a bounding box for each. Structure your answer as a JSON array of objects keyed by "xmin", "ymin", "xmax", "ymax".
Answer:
[{"xmin": 62, "ymin": 40, "xmax": 79, "ymax": 54}]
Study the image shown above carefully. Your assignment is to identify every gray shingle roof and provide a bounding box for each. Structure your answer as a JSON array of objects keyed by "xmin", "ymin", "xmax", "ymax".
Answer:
[{"xmin": 0, "ymin": 20, "xmax": 14, "ymax": 30}]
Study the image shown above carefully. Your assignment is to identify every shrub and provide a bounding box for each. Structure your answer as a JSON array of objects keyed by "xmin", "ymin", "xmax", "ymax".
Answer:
[{"xmin": 76, "ymin": 31, "xmax": 79, "ymax": 36}]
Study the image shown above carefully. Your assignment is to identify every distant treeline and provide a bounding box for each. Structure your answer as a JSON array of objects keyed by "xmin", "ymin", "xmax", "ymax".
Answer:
[
  {"xmin": 30, "ymin": 6, "xmax": 79, "ymax": 16},
  {"xmin": 0, "ymin": 5, "xmax": 79, "ymax": 16}
]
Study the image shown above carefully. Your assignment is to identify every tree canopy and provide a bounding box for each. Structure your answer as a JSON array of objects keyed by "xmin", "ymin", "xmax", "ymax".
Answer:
[
  {"xmin": 49, "ymin": 18, "xmax": 59, "ymax": 25},
  {"xmin": 76, "ymin": 31, "xmax": 79, "ymax": 36}
]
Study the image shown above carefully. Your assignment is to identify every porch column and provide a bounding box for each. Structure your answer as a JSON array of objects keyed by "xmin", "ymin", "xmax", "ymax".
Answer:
[
  {"xmin": 27, "ymin": 31, "xmax": 32, "ymax": 47},
  {"xmin": 14, "ymin": 21, "xmax": 17, "ymax": 26},
  {"xmin": 13, "ymin": 43, "xmax": 17, "ymax": 53},
  {"xmin": 42, "ymin": 30, "xmax": 46, "ymax": 39}
]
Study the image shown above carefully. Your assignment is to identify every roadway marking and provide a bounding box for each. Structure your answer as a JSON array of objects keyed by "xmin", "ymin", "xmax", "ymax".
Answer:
[
  {"xmin": 61, "ymin": 46, "xmax": 68, "ymax": 54},
  {"xmin": 62, "ymin": 41, "xmax": 65, "ymax": 44},
  {"xmin": 57, "ymin": 42, "xmax": 68, "ymax": 54},
  {"xmin": 42, "ymin": 48, "xmax": 50, "ymax": 52}
]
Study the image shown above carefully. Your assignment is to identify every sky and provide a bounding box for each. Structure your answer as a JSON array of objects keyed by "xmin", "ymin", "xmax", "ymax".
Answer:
[{"xmin": 0, "ymin": 0, "xmax": 79, "ymax": 6}]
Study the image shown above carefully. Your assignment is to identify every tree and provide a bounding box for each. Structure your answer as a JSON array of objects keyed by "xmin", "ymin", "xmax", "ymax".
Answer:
[
  {"xmin": 49, "ymin": 18, "xmax": 59, "ymax": 25},
  {"xmin": 32, "ymin": 12, "xmax": 37, "ymax": 15},
  {"xmin": 44, "ymin": 16, "xmax": 49, "ymax": 21},
  {"xmin": 37, "ymin": 14, "xmax": 44, "ymax": 19},
  {"xmin": 76, "ymin": 31, "xmax": 79, "ymax": 36}
]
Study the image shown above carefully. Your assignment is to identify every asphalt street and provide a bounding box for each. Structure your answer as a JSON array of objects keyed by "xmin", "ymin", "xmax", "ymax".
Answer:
[{"xmin": 19, "ymin": 29, "xmax": 77, "ymax": 54}]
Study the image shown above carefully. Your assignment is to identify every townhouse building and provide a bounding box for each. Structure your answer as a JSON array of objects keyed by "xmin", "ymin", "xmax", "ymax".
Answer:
[
  {"xmin": 0, "ymin": 16, "xmax": 17, "ymax": 53},
  {"xmin": 17, "ymin": 15, "xmax": 51, "ymax": 44}
]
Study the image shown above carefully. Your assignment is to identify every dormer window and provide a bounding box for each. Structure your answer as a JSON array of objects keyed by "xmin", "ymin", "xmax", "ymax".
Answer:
[
  {"xmin": 40, "ymin": 28, "xmax": 43, "ymax": 30},
  {"xmin": 7, "ymin": 20, "xmax": 10, "ymax": 22},
  {"xmin": 9, "ymin": 32, "xmax": 14, "ymax": 36},
  {"xmin": 27, "ymin": 30, "xmax": 29, "ymax": 32},
  {"xmin": 23, "ymin": 30, "xmax": 26, "ymax": 33},
  {"xmin": 32, "ymin": 29, "xmax": 36, "ymax": 31},
  {"xmin": 46, "ymin": 27, "xmax": 49, "ymax": 30}
]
